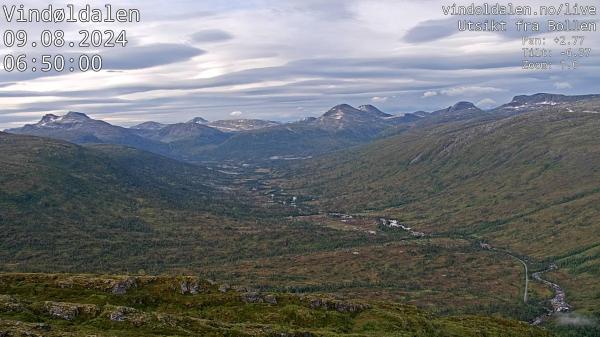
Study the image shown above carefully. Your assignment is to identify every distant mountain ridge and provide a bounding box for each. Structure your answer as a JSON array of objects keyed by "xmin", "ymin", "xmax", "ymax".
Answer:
[
  {"xmin": 131, "ymin": 121, "xmax": 168, "ymax": 130},
  {"xmin": 202, "ymin": 103, "xmax": 412, "ymax": 161},
  {"xmin": 314, "ymin": 104, "xmax": 392, "ymax": 133},
  {"xmin": 5, "ymin": 103, "xmax": 403, "ymax": 161},
  {"xmin": 132, "ymin": 122, "xmax": 229, "ymax": 145},
  {"xmin": 493, "ymin": 93, "xmax": 600, "ymax": 114},
  {"xmin": 6, "ymin": 93, "xmax": 599, "ymax": 162},
  {"xmin": 6, "ymin": 111, "xmax": 169, "ymax": 155}
]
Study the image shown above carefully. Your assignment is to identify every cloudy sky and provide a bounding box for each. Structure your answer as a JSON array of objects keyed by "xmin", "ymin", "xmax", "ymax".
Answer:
[{"xmin": 0, "ymin": 0, "xmax": 599, "ymax": 128}]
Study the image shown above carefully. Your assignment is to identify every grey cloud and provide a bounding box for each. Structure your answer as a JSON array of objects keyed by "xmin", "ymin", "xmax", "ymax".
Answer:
[
  {"xmin": 2, "ymin": 51, "xmax": 600, "ymax": 129},
  {"xmin": 403, "ymin": 18, "xmax": 457, "ymax": 43},
  {"xmin": 2, "ymin": 52, "xmax": 596, "ymax": 103},
  {"xmin": 102, "ymin": 44, "xmax": 205, "ymax": 70},
  {"xmin": 285, "ymin": 0, "xmax": 355, "ymax": 20},
  {"xmin": 191, "ymin": 29, "xmax": 234, "ymax": 43}
]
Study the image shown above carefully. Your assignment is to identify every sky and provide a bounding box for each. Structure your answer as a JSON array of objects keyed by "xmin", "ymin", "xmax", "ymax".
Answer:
[{"xmin": 0, "ymin": 0, "xmax": 599, "ymax": 128}]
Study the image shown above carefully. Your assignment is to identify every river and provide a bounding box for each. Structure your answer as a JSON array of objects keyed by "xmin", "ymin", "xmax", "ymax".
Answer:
[{"xmin": 531, "ymin": 265, "xmax": 571, "ymax": 325}]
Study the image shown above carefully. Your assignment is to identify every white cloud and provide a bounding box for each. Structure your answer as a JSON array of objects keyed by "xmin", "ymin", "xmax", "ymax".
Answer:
[
  {"xmin": 440, "ymin": 86, "xmax": 504, "ymax": 97},
  {"xmin": 476, "ymin": 98, "xmax": 497, "ymax": 109},
  {"xmin": 554, "ymin": 82, "xmax": 573, "ymax": 90},
  {"xmin": 230, "ymin": 110, "xmax": 243, "ymax": 117},
  {"xmin": 423, "ymin": 91, "xmax": 438, "ymax": 98},
  {"xmin": 556, "ymin": 313, "xmax": 596, "ymax": 327},
  {"xmin": 371, "ymin": 96, "xmax": 388, "ymax": 102}
]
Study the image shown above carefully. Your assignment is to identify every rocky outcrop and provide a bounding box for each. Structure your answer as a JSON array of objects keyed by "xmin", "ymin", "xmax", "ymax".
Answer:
[
  {"xmin": 179, "ymin": 277, "xmax": 200, "ymax": 295},
  {"xmin": 108, "ymin": 306, "xmax": 140, "ymax": 322},
  {"xmin": 273, "ymin": 332, "xmax": 316, "ymax": 337},
  {"xmin": 307, "ymin": 297, "xmax": 370, "ymax": 313},
  {"xmin": 0, "ymin": 295, "xmax": 25, "ymax": 313},
  {"xmin": 240, "ymin": 292, "xmax": 278, "ymax": 305},
  {"xmin": 241, "ymin": 292, "xmax": 262, "ymax": 303},
  {"xmin": 218, "ymin": 284, "xmax": 231, "ymax": 293},
  {"xmin": 264, "ymin": 294, "xmax": 278, "ymax": 305},
  {"xmin": 112, "ymin": 277, "xmax": 137, "ymax": 295},
  {"xmin": 44, "ymin": 301, "xmax": 98, "ymax": 320}
]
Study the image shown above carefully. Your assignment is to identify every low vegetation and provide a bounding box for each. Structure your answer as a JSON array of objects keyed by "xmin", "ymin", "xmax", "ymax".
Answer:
[{"xmin": 0, "ymin": 273, "xmax": 551, "ymax": 337}]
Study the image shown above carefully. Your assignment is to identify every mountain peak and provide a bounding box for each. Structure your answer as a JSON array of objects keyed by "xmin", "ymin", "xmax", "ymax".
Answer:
[
  {"xmin": 40, "ymin": 114, "xmax": 60, "ymax": 124},
  {"xmin": 188, "ymin": 117, "xmax": 209, "ymax": 124},
  {"xmin": 327, "ymin": 104, "xmax": 357, "ymax": 112},
  {"xmin": 511, "ymin": 93, "xmax": 600, "ymax": 104},
  {"xmin": 511, "ymin": 93, "xmax": 566, "ymax": 105},
  {"xmin": 494, "ymin": 93, "xmax": 600, "ymax": 113},
  {"xmin": 63, "ymin": 111, "xmax": 91, "ymax": 120},
  {"xmin": 33, "ymin": 112, "xmax": 90, "ymax": 127},
  {"xmin": 449, "ymin": 101, "xmax": 478, "ymax": 112},
  {"xmin": 431, "ymin": 101, "xmax": 483, "ymax": 118},
  {"xmin": 131, "ymin": 121, "xmax": 167, "ymax": 130},
  {"xmin": 323, "ymin": 104, "xmax": 362, "ymax": 119},
  {"xmin": 358, "ymin": 105, "xmax": 393, "ymax": 118}
]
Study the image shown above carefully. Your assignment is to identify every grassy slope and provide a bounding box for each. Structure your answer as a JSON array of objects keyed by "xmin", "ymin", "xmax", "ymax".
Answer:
[
  {"xmin": 0, "ymin": 132, "xmax": 260, "ymax": 273},
  {"xmin": 206, "ymin": 235, "xmax": 549, "ymax": 320},
  {"xmin": 284, "ymin": 106, "xmax": 600, "ymax": 315},
  {"xmin": 0, "ymin": 273, "xmax": 550, "ymax": 337}
]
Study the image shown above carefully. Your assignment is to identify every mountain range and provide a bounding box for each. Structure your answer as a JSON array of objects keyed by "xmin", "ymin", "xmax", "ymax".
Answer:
[
  {"xmin": 6, "ymin": 100, "xmax": 490, "ymax": 162},
  {"xmin": 6, "ymin": 94, "xmax": 599, "ymax": 164}
]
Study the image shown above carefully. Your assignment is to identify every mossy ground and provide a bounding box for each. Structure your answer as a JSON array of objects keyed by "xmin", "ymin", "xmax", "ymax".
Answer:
[{"xmin": 0, "ymin": 273, "xmax": 551, "ymax": 337}]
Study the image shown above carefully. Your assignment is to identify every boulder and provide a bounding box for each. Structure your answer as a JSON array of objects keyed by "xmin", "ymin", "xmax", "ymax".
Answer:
[
  {"xmin": 44, "ymin": 301, "xmax": 98, "ymax": 320},
  {"xmin": 308, "ymin": 298, "xmax": 370, "ymax": 313},
  {"xmin": 0, "ymin": 295, "xmax": 25, "ymax": 312},
  {"xmin": 240, "ymin": 292, "xmax": 263, "ymax": 303},
  {"xmin": 264, "ymin": 294, "xmax": 278, "ymax": 305},
  {"xmin": 179, "ymin": 278, "xmax": 200, "ymax": 295},
  {"xmin": 109, "ymin": 306, "xmax": 138, "ymax": 322},
  {"xmin": 112, "ymin": 277, "xmax": 137, "ymax": 295}
]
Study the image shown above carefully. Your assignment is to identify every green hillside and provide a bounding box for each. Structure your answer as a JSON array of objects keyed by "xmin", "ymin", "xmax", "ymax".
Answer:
[
  {"xmin": 283, "ymin": 104, "xmax": 600, "ymax": 318},
  {"xmin": 0, "ymin": 132, "xmax": 264, "ymax": 273},
  {"xmin": 198, "ymin": 123, "xmax": 364, "ymax": 162}
]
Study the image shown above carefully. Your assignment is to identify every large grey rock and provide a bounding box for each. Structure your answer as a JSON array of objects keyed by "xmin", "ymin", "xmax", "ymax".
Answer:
[
  {"xmin": 109, "ymin": 306, "xmax": 138, "ymax": 322},
  {"xmin": 112, "ymin": 277, "xmax": 137, "ymax": 295},
  {"xmin": 44, "ymin": 302, "xmax": 98, "ymax": 320},
  {"xmin": 264, "ymin": 294, "xmax": 278, "ymax": 305},
  {"xmin": 308, "ymin": 298, "xmax": 370, "ymax": 313},
  {"xmin": 240, "ymin": 292, "xmax": 263, "ymax": 303},
  {"xmin": 179, "ymin": 278, "xmax": 200, "ymax": 295}
]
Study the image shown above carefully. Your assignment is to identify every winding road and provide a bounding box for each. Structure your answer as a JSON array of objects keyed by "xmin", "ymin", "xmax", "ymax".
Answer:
[
  {"xmin": 495, "ymin": 250, "xmax": 571, "ymax": 325},
  {"xmin": 487, "ymin": 248, "xmax": 530, "ymax": 303},
  {"xmin": 511, "ymin": 255, "xmax": 529, "ymax": 303}
]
